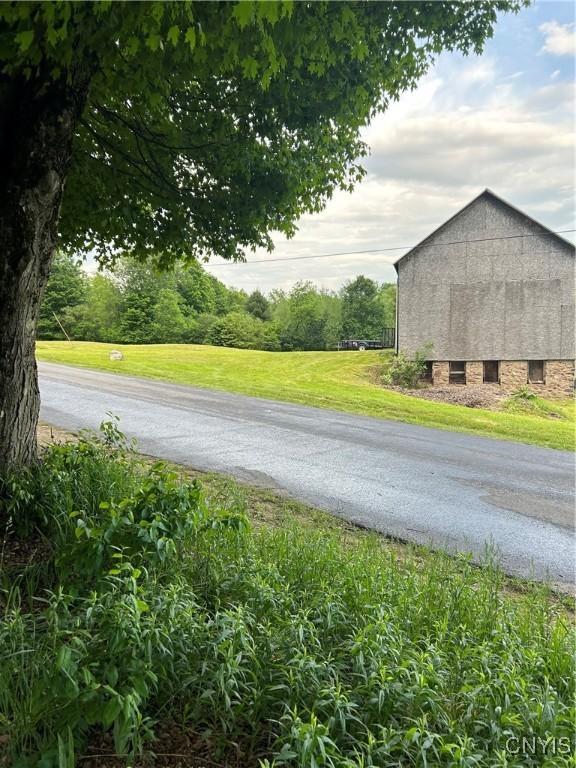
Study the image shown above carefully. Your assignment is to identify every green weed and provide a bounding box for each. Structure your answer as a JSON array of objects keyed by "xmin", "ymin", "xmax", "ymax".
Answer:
[
  {"xmin": 504, "ymin": 387, "xmax": 573, "ymax": 421},
  {"xmin": 0, "ymin": 426, "xmax": 574, "ymax": 766}
]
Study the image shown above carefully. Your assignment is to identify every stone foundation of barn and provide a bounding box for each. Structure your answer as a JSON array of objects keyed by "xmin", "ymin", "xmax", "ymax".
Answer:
[{"xmin": 430, "ymin": 360, "xmax": 574, "ymax": 398}]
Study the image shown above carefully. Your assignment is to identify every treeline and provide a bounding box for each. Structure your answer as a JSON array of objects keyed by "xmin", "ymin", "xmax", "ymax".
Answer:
[{"xmin": 38, "ymin": 254, "xmax": 396, "ymax": 352}]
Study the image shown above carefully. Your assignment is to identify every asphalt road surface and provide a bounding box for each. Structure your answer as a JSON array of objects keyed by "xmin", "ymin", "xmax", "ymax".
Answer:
[{"xmin": 39, "ymin": 362, "xmax": 575, "ymax": 587}]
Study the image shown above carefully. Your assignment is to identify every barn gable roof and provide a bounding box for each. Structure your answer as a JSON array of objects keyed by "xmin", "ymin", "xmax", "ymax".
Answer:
[{"xmin": 393, "ymin": 189, "xmax": 575, "ymax": 272}]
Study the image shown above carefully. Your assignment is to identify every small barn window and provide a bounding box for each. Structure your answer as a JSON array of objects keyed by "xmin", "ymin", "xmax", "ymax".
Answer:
[
  {"xmin": 483, "ymin": 361, "xmax": 499, "ymax": 383},
  {"xmin": 528, "ymin": 360, "xmax": 545, "ymax": 384},
  {"xmin": 420, "ymin": 361, "xmax": 433, "ymax": 383},
  {"xmin": 449, "ymin": 361, "xmax": 466, "ymax": 384}
]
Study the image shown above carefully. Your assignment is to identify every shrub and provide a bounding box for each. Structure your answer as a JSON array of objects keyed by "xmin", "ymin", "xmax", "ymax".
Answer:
[
  {"xmin": 206, "ymin": 311, "xmax": 280, "ymax": 351},
  {"xmin": 186, "ymin": 312, "xmax": 218, "ymax": 344},
  {"xmin": 259, "ymin": 321, "xmax": 281, "ymax": 351},
  {"xmin": 207, "ymin": 311, "xmax": 263, "ymax": 349},
  {"xmin": 0, "ymin": 422, "xmax": 246, "ymax": 763},
  {"xmin": 382, "ymin": 343, "xmax": 433, "ymax": 388}
]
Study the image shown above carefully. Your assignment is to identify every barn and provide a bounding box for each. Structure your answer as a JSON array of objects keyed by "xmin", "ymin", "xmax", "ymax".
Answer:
[{"xmin": 394, "ymin": 190, "xmax": 575, "ymax": 397}]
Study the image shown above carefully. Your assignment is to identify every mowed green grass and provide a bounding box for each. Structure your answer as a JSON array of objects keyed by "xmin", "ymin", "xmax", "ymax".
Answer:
[{"xmin": 36, "ymin": 341, "xmax": 575, "ymax": 451}]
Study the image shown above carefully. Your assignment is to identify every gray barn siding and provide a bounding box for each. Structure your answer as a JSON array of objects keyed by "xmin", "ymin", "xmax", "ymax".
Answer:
[{"xmin": 396, "ymin": 192, "xmax": 575, "ymax": 361}]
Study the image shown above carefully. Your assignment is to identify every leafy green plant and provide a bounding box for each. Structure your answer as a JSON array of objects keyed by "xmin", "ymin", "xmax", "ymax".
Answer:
[
  {"xmin": 0, "ymin": 424, "xmax": 573, "ymax": 767},
  {"xmin": 510, "ymin": 385, "xmax": 537, "ymax": 401},
  {"xmin": 382, "ymin": 343, "xmax": 433, "ymax": 388}
]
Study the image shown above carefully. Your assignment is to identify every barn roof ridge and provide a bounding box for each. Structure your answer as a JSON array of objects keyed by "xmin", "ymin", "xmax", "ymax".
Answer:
[{"xmin": 393, "ymin": 189, "xmax": 575, "ymax": 272}]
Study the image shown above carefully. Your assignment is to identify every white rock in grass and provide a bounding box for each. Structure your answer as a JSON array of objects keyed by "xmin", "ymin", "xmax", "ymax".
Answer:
[{"xmin": 109, "ymin": 350, "xmax": 124, "ymax": 361}]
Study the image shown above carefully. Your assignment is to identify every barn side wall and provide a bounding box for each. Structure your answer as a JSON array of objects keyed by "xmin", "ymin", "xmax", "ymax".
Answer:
[{"xmin": 396, "ymin": 195, "xmax": 576, "ymax": 363}]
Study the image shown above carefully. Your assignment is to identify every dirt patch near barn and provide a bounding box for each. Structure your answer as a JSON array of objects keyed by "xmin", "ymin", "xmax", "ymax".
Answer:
[
  {"xmin": 399, "ymin": 385, "xmax": 507, "ymax": 410},
  {"xmin": 367, "ymin": 363, "xmax": 507, "ymax": 411},
  {"xmin": 385, "ymin": 384, "xmax": 573, "ymax": 420}
]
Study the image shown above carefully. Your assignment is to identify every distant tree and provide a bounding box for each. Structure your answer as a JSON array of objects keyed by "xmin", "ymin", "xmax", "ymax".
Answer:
[
  {"xmin": 188, "ymin": 313, "xmax": 219, "ymax": 345},
  {"xmin": 63, "ymin": 273, "xmax": 122, "ymax": 341},
  {"xmin": 89, "ymin": 274, "xmax": 122, "ymax": 341},
  {"xmin": 341, "ymin": 275, "xmax": 382, "ymax": 339},
  {"xmin": 119, "ymin": 305, "xmax": 154, "ymax": 345},
  {"xmin": 246, "ymin": 290, "xmax": 271, "ymax": 321},
  {"xmin": 377, "ymin": 282, "xmax": 397, "ymax": 328},
  {"xmin": 318, "ymin": 292, "xmax": 343, "ymax": 350},
  {"xmin": 268, "ymin": 289, "xmax": 290, "ymax": 329},
  {"xmin": 211, "ymin": 279, "xmax": 247, "ymax": 316},
  {"xmin": 228, "ymin": 288, "xmax": 249, "ymax": 314},
  {"xmin": 277, "ymin": 282, "xmax": 327, "ymax": 351},
  {"xmin": 175, "ymin": 261, "xmax": 216, "ymax": 316},
  {"xmin": 117, "ymin": 262, "xmax": 165, "ymax": 344},
  {"xmin": 37, "ymin": 253, "xmax": 86, "ymax": 339},
  {"xmin": 151, "ymin": 289, "xmax": 188, "ymax": 344},
  {"xmin": 259, "ymin": 322, "xmax": 281, "ymax": 352}
]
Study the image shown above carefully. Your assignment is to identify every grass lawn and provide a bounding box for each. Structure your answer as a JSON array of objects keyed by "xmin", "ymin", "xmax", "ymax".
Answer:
[{"xmin": 36, "ymin": 341, "xmax": 575, "ymax": 451}]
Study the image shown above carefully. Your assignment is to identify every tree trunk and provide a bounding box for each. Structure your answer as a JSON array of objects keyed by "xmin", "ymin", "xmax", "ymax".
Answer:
[{"xmin": 0, "ymin": 73, "xmax": 88, "ymax": 471}]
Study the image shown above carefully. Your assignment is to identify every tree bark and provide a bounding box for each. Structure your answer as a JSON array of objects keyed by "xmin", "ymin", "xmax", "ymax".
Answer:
[{"xmin": 0, "ymin": 72, "xmax": 89, "ymax": 470}]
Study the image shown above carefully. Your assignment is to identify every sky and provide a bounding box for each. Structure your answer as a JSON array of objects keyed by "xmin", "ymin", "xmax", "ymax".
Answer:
[{"xmin": 205, "ymin": 0, "xmax": 575, "ymax": 294}]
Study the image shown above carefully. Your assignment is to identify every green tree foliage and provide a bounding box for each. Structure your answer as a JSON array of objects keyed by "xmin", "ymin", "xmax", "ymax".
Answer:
[
  {"xmin": 85, "ymin": 274, "xmax": 122, "ymax": 342},
  {"xmin": 151, "ymin": 289, "xmax": 189, "ymax": 344},
  {"xmin": 2, "ymin": 1, "xmax": 523, "ymax": 265},
  {"xmin": 259, "ymin": 321, "xmax": 282, "ymax": 352},
  {"xmin": 318, "ymin": 291, "xmax": 343, "ymax": 350},
  {"xmin": 175, "ymin": 260, "xmax": 216, "ymax": 315},
  {"xmin": 341, "ymin": 275, "xmax": 383, "ymax": 339},
  {"xmin": 38, "ymin": 255, "xmax": 396, "ymax": 352},
  {"xmin": 187, "ymin": 313, "xmax": 219, "ymax": 345},
  {"xmin": 213, "ymin": 281, "xmax": 247, "ymax": 316},
  {"xmin": 377, "ymin": 282, "xmax": 397, "ymax": 328},
  {"xmin": 60, "ymin": 273, "xmax": 122, "ymax": 342},
  {"xmin": 206, "ymin": 311, "xmax": 281, "ymax": 351},
  {"xmin": 274, "ymin": 282, "xmax": 329, "ymax": 351},
  {"xmin": 117, "ymin": 263, "xmax": 163, "ymax": 344},
  {"xmin": 246, "ymin": 289, "xmax": 271, "ymax": 321},
  {"xmin": 37, "ymin": 253, "xmax": 87, "ymax": 339}
]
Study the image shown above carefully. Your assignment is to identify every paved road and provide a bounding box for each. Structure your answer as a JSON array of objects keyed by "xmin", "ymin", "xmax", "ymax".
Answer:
[{"xmin": 39, "ymin": 362, "xmax": 575, "ymax": 587}]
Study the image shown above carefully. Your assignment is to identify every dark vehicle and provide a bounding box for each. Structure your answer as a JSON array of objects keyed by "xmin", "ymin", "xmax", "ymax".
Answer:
[
  {"xmin": 337, "ymin": 339, "xmax": 382, "ymax": 351},
  {"xmin": 338, "ymin": 328, "xmax": 395, "ymax": 351}
]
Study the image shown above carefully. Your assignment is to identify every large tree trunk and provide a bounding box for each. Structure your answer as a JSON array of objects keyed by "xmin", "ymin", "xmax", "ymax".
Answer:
[{"xmin": 0, "ymin": 73, "xmax": 88, "ymax": 470}]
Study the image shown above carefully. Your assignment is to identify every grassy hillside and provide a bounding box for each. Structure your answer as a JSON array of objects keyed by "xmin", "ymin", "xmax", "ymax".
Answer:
[{"xmin": 36, "ymin": 341, "xmax": 575, "ymax": 451}]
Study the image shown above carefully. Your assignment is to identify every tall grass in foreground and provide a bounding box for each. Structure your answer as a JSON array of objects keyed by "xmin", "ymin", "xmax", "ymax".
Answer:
[{"xmin": 0, "ymin": 425, "xmax": 574, "ymax": 767}]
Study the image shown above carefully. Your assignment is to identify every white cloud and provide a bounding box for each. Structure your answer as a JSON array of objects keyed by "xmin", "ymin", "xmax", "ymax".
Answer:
[
  {"xmin": 458, "ymin": 58, "xmax": 497, "ymax": 84},
  {"xmin": 539, "ymin": 21, "xmax": 576, "ymax": 56}
]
